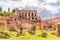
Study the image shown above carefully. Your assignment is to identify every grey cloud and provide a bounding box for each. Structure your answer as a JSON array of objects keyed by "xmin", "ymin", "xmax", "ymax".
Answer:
[
  {"xmin": 10, "ymin": 0, "xmax": 22, "ymax": 1},
  {"xmin": 0, "ymin": 0, "xmax": 60, "ymax": 20},
  {"xmin": 38, "ymin": 0, "xmax": 45, "ymax": 3},
  {"xmin": 38, "ymin": 8, "xmax": 56, "ymax": 20},
  {"xmin": 45, "ymin": 0, "xmax": 60, "ymax": 6}
]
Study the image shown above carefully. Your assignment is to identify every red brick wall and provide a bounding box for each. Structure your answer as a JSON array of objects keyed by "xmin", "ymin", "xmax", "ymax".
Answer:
[{"xmin": 0, "ymin": 19, "xmax": 6, "ymax": 30}]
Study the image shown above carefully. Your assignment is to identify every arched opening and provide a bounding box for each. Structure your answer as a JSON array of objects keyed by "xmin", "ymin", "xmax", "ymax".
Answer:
[
  {"xmin": 28, "ymin": 13, "xmax": 30, "ymax": 16},
  {"xmin": 32, "ymin": 17, "xmax": 34, "ymax": 21},
  {"xmin": 48, "ymin": 25, "xmax": 52, "ymax": 28},
  {"xmin": 6, "ymin": 19, "xmax": 10, "ymax": 24},
  {"xmin": 35, "ymin": 13, "xmax": 36, "ymax": 16},
  {"xmin": 25, "ymin": 13, "xmax": 27, "ymax": 16},
  {"xmin": 48, "ymin": 25, "xmax": 53, "ymax": 30},
  {"xmin": 32, "ymin": 13, "xmax": 33, "ymax": 16}
]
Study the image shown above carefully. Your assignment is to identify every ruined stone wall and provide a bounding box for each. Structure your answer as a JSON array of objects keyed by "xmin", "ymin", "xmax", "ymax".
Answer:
[
  {"xmin": 42, "ymin": 18, "xmax": 60, "ymax": 31},
  {"xmin": 0, "ymin": 19, "xmax": 6, "ymax": 30},
  {"xmin": 13, "ymin": 10, "xmax": 40, "ymax": 22}
]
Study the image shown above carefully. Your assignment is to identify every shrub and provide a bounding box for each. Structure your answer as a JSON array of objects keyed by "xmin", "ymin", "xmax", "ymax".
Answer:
[
  {"xmin": 3, "ymin": 12, "xmax": 12, "ymax": 17},
  {"xmin": 0, "ymin": 30, "xmax": 11, "ymax": 37},
  {"xmin": 0, "ymin": 13, "xmax": 4, "ymax": 16}
]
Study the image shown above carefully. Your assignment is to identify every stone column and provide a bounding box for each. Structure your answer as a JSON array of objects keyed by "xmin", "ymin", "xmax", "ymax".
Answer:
[
  {"xmin": 30, "ymin": 13, "xmax": 31, "ymax": 21},
  {"xmin": 27, "ymin": 13, "xmax": 29, "ymax": 20},
  {"xmin": 34, "ymin": 17, "xmax": 35, "ymax": 21},
  {"xmin": 41, "ymin": 23, "xmax": 43, "ymax": 30},
  {"xmin": 5, "ymin": 20, "xmax": 7, "ymax": 29},
  {"xmin": 28, "ymin": 13, "xmax": 30, "ymax": 20},
  {"xmin": 26, "ymin": 13, "xmax": 27, "ymax": 20},
  {"xmin": 22, "ymin": 13, "xmax": 24, "ymax": 19},
  {"xmin": 30, "ymin": 17, "xmax": 32, "ymax": 21},
  {"xmin": 34, "ymin": 16, "xmax": 36, "ymax": 21},
  {"xmin": 55, "ymin": 24, "xmax": 58, "ymax": 35},
  {"xmin": 20, "ymin": 13, "xmax": 22, "ymax": 16},
  {"xmin": 34, "ymin": 13, "xmax": 37, "ymax": 20},
  {"xmin": 35, "ymin": 13, "xmax": 36, "ymax": 16},
  {"xmin": 23, "ymin": 12, "xmax": 25, "ymax": 19}
]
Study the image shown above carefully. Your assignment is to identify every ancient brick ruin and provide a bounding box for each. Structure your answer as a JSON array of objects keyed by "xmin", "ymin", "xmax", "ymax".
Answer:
[
  {"xmin": 0, "ymin": 10, "xmax": 60, "ymax": 33},
  {"xmin": 13, "ymin": 10, "xmax": 40, "ymax": 22}
]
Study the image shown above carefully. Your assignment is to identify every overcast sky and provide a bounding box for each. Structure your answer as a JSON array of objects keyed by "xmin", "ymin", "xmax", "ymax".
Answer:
[{"xmin": 0, "ymin": 0, "xmax": 60, "ymax": 20}]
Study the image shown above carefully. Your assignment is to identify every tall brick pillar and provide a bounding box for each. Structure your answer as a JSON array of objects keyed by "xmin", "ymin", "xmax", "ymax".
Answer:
[
  {"xmin": 30, "ymin": 13, "xmax": 32, "ymax": 20},
  {"xmin": 24, "ymin": 12, "xmax": 25, "ymax": 19},
  {"xmin": 26, "ymin": 13, "xmax": 28, "ymax": 19},
  {"xmin": 27, "ymin": 13, "xmax": 29, "ymax": 19},
  {"xmin": 28, "ymin": 13, "xmax": 30, "ymax": 20},
  {"xmin": 33, "ymin": 13, "xmax": 35, "ymax": 21},
  {"xmin": 5, "ymin": 20, "xmax": 7, "ymax": 29}
]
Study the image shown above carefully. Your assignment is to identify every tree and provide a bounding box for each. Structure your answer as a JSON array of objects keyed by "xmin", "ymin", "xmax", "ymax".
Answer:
[
  {"xmin": 0, "ymin": 7, "xmax": 2, "ymax": 13},
  {"xmin": 3, "ymin": 12, "xmax": 12, "ymax": 17},
  {"xmin": 16, "ymin": 8, "xmax": 18, "ymax": 11},
  {"xmin": 8, "ymin": 8, "xmax": 10, "ymax": 12},
  {"xmin": 12, "ymin": 8, "xmax": 16, "ymax": 13},
  {"xmin": 0, "ymin": 13, "xmax": 4, "ymax": 16},
  {"xmin": 12, "ymin": 8, "xmax": 18, "ymax": 13},
  {"xmin": 0, "ymin": 7, "xmax": 2, "ymax": 12}
]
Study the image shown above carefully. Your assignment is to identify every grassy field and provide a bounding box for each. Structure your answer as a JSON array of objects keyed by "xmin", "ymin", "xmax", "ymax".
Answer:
[{"xmin": 0, "ymin": 30, "xmax": 60, "ymax": 40}]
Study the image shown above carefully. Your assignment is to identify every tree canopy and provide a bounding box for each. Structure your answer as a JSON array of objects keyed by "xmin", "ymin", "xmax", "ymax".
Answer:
[{"xmin": 0, "ymin": 12, "xmax": 12, "ymax": 17}]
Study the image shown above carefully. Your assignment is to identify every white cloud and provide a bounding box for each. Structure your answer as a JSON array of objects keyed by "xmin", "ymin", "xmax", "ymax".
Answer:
[
  {"xmin": 38, "ymin": 0, "xmax": 59, "ymax": 14},
  {"xmin": 0, "ymin": 0, "xmax": 39, "ymax": 11},
  {"xmin": 21, "ymin": 0, "xmax": 39, "ymax": 7},
  {"xmin": 45, "ymin": 0, "xmax": 58, "ymax": 3},
  {"xmin": 0, "ymin": 0, "xmax": 60, "ymax": 14},
  {"xmin": 44, "ymin": 4, "xmax": 58, "ymax": 14}
]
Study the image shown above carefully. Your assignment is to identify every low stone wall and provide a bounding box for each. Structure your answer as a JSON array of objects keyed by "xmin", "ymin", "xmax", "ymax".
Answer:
[{"xmin": 20, "ymin": 21, "xmax": 41, "ymax": 30}]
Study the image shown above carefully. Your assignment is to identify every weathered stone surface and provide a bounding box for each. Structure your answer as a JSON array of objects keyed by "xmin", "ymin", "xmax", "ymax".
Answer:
[{"xmin": 41, "ymin": 32, "xmax": 47, "ymax": 38}]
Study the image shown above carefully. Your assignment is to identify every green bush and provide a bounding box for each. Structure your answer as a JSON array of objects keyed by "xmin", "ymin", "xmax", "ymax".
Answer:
[
  {"xmin": 0, "ymin": 30, "xmax": 11, "ymax": 37},
  {"xmin": 0, "ymin": 12, "xmax": 12, "ymax": 17},
  {"xmin": 3, "ymin": 12, "xmax": 12, "ymax": 17},
  {"xmin": 0, "ymin": 13, "xmax": 4, "ymax": 16}
]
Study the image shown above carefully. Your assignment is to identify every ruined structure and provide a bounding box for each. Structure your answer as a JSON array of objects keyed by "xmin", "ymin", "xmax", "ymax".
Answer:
[
  {"xmin": 41, "ymin": 18, "xmax": 60, "ymax": 31},
  {"xmin": 0, "ymin": 10, "xmax": 60, "ymax": 33},
  {"xmin": 0, "ymin": 16, "xmax": 18, "ymax": 30},
  {"xmin": 13, "ymin": 10, "xmax": 41, "ymax": 22}
]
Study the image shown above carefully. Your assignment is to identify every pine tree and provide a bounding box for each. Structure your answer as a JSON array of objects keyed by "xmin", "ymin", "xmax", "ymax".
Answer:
[{"xmin": 12, "ymin": 8, "xmax": 16, "ymax": 13}]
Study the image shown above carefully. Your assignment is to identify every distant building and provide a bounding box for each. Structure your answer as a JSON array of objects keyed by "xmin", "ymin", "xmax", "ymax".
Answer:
[{"xmin": 13, "ymin": 10, "xmax": 41, "ymax": 22}]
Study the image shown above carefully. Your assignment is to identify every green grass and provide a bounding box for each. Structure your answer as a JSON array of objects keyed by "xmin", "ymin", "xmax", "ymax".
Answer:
[{"xmin": 0, "ymin": 30, "xmax": 60, "ymax": 40}]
